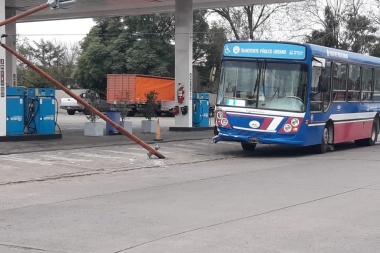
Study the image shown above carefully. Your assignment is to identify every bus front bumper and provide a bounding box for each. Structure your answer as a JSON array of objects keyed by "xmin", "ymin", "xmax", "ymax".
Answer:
[{"xmin": 212, "ymin": 132, "xmax": 304, "ymax": 146}]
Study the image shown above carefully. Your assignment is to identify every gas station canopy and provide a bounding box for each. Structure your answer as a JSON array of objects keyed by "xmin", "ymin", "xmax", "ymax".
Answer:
[{"xmin": 6, "ymin": 0, "xmax": 298, "ymax": 22}]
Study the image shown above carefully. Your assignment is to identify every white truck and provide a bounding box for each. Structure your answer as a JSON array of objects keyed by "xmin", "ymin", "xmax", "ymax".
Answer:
[{"xmin": 60, "ymin": 90, "xmax": 110, "ymax": 115}]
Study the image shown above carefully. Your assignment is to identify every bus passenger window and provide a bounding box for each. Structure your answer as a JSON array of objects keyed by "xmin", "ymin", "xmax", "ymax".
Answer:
[
  {"xmin": 361, "ymin": 67, "xmax": 373, "ymax": 102},
  {"xmin": 374, "ymin": 69, "xmax": 380, "ymax": 101},
  {"xmin": 347, "ymin": 64, "xmax": 360, "ymax": 101},
  {"xmin": 332, "ymin": 63, "xmax": 347, "ymax": 101}
]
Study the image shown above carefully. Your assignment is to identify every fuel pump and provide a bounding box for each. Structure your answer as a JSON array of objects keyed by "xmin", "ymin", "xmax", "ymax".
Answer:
[
  {"xmin": 6, "ymin": 87, "xmax": 24, "ymax": 136},
  {"xmin": 25, "ymin": 88, "xmax": 56, "ymax": 134},
  {"xmin": 192, "ymin": 93, "xmax": 210, "ymax": 127}
]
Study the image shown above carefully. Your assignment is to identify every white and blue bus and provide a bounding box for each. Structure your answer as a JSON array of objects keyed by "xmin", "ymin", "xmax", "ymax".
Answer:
[{"xmin": 212, "ymin": 41, "xmax": 380, "ymax": 153}]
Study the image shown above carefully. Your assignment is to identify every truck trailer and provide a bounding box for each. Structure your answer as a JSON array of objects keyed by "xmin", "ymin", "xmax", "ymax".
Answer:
[{"xmin": 107, "ymin": 74, "xmax": 175, "ymax": 116}]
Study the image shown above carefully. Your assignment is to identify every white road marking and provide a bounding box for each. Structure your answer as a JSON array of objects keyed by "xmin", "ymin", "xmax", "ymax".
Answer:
[
  {"xmin": 220, "ymin": 142, "xmax": 240, "ymax": 145},
  {"xmin": 71, "ymin": 152, "xmax": 122, "ymax": 159},
  {"xmin": 40, "ymin": 155, "xmax": 92, "ymax": 162},
  {"xmin": 0, "ymin": 156, "xmax": 55, "ymax": 166},
  {"xmin": 163, "ymin": 145, "xmax": 197, "ymax": 152},
  {"xmin": 101, "ymin": 150, "xmax": 147, "ymax": 157},
  {"xmin": 191, "ymin": 141, "xmax": 217, "ymax": 146},
  {"xmin": 0, "ymin": 164, "xmax": 19, "ymax": 170}
]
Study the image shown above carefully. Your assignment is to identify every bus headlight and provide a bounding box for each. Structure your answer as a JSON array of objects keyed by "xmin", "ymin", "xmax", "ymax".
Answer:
[
  {"xmin": 291, "ymin": 118, "xmax": 300, "ymax": 127},
  {"xmin": 215, "ymin": 110, "xmax": 232, "ymax": 129},
  {"xmin": 283, "ymin": 124, "xmax": 292, "ymax": 133},
  {"xmin": 221, "ymin": 118, "xmax": 229, "ymax": 127},
  {"xmin": 279, "ymin": 117, "xmax": 303, "ymax": 134},
  {"xmin": 216, "ymin": 111, "xmax": 224, "ymax": 119}
]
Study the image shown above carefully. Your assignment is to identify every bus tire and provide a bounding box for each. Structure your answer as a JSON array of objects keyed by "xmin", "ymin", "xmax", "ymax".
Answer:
[
  {"xmin": 241, "ymin": 142, "xmax": 256, "ymax": 151},
  {"xmin": 356, "ymin": 120, "xmax": 378, "ymax": 146},
  {"xmin": 314, "ymin": 125, "xmax": 331, "ymax": 154}
]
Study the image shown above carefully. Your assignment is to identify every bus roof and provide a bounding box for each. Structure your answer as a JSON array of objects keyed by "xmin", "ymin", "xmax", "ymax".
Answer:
[
  {"xmin": 223, "ymin": 40, "xmax": 380, "ymax": 66},
  {"xmin": 306, "ymin": 43, "xmax": 380, "ymax": 66}
]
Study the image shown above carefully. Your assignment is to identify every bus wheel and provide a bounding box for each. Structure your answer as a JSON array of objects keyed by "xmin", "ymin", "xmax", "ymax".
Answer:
[
  {"xmin": 315, "ymin": 126, "xmax": 330, "ymax": 154},
  {"xmin": 355, "ymin": 121, "xmax": 378, "ymax": 146},
  {"xmin": 241, "ymin": 142, "xmax": 256, "ymax": 151}
]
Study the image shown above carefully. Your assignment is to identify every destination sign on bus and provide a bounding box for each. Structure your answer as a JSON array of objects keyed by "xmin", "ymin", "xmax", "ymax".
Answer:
[{"xmin": 223, "ymin": 42, "xmax": 306, "ymax": 60}]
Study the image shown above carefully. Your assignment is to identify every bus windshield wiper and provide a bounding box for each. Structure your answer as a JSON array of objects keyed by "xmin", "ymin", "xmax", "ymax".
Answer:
[
  {"xmin": 253, "ymin": 60, "xmax": 260, "ymax": 95},
  {"xmin": 270, "ymin": 87, "xmax": 279, "ymax": 103}
]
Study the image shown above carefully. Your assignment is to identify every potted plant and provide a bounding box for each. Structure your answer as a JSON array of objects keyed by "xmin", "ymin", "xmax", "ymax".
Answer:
[
  {"xmin": 120, "ymin": 104, "xmax": 133, "ymax": 133},
  {"xmin": 141, "ymin": 90, "xmax": 158, "ymax": 133},
  {"xmin": 84, "ymin": 90, "xmax": 105, "ymax": 136}
]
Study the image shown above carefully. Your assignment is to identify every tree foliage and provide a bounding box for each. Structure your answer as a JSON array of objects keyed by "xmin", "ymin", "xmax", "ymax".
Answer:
[
  {"xmin": 306, "ymin": 6, "xmax": 339, "ymax": 48},
  {"xmin": 305, "ymin": 0, "xmax": 378, "ymax": 54},
  {"xmin": 211, "ymin": 4, "xmax": 288, "ymax": 40},
  {"xmin": 142, "ymin": 90, "xmax": 158, "ymax": 120},
  {"xmin": 194, "ymin": 23, "xmax": 226, "ymax": 93},
  {"xmin": 75, "ymin": 14, "xmax": 176, "ymax": 91},
  {"xmin": 75, "ymin": 11, "xmax": 217, "ymax": 91},
  {"xmin": 341, "ymin": 4, "xmax": 378, "ymax": 53},
  {"xmin": 17, "ymin": 38, "xmax": 79, "ymax": 88}
]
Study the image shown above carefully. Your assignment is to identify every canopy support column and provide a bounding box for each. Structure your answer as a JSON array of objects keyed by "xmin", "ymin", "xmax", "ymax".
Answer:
[
  {"xmin": 0, "ymin": 1, "xmax": 6, "ymax": 136},
  {"xmin": 174, "ymin": 0, "xmax": 193, "ymax": 127},
  {"xmin": 5, "ymin": 8, "xmax": 16, "ymax": 87}
]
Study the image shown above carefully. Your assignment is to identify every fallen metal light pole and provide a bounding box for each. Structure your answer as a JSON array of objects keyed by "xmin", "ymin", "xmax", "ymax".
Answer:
[
  {"xmin": 0, "ymin": 42, "xmax": 166, "ymax": 159},
  {"xmin": 0, "ymin": 0, "xmax": 77, "ymax": 27},
  {"xmin": 0, "ymin": 3, "xmax": 50, "ymax": 27}
]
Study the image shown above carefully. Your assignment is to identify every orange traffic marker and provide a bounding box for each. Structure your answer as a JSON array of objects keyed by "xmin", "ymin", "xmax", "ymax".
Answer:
[{"xmin": 154, "ymin": 118, "xmax": 163, "ymax": 141}]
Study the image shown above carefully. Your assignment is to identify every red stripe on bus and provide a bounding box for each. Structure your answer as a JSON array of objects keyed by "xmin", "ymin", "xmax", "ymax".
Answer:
[
  {"xmin": 333, "ymin": 120, "xmax": 373, "ymax": 143},
  {"xmin": 260, "ymin": 118, "xmax": 274, "ymax": 130}
]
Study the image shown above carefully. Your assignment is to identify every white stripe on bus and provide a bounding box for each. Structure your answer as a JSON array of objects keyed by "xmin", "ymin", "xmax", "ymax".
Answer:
[
  {"xmin": 267, "ymin": 117, "xmax": 284, "ymax": 131},
  {"xmin": 334, "ymin": 119, "xmax": 373, "ymax": 124},
  {"xmin": 233, "ymin": 126, "xmax": 277, "ymax": 132},
  {"xmin": 330, "ymin": 112, "xmax": 376, "ymax": 121},
  {"xmin": 225, "ymin": 109, "xmax": 305, "ymax": 118}
]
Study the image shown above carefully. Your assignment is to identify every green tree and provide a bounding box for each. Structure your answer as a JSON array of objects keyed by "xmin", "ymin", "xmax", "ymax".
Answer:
[
  {"xmin": 142, "ymin": 90, "xmax": 158, "ymax": 120},
  {"xmin": 193, "ymin": 10, "xmax": 211, "ymax": 64},
  {"xmin": 75, "ymin": 11, "xmax": 214, "ymax": 91},
  {"xmin": 341, "ymin": 9, "xmax": 378, "ymax": 53},
  {"xmin": 75, "ymin": 14, "xmax": 175, "ymax": 91},
  {"xmin": 306, "ymin": 6, "xmax": 339, "ymax": 48},
  {"xmin": 305, "ymin": 0, "xmax": 378, "ymax": 54},
  {"xmin": 194, "ymin": 23, "xmax": 226, "ymax": 93},
  {"xmin": 17, "ymin": 38, "xmax": 79, "ymax": 88},
  {"xmin": 212, "ymin": 4, "xmax": 288, "ymax": 40}
]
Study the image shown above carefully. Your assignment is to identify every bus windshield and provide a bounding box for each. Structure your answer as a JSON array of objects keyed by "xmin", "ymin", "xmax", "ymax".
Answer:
[{"xmin": 217, "ymin": 61, "xmax": 308, "ymax": 112}]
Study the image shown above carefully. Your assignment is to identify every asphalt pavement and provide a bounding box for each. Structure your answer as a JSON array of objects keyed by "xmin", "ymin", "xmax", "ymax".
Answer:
[
  {"xmin": 1, "ymin": 113, "xmax": 380, "ymax": 253},
  {"xmin": 0, "ymin": 114, "xmax": 215, "ymax": 155}
]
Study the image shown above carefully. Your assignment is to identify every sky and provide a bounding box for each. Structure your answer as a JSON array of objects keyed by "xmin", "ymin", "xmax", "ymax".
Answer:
[{"xmin": 16, "ymin": 18, "xmax": 95, "ymax": 45}]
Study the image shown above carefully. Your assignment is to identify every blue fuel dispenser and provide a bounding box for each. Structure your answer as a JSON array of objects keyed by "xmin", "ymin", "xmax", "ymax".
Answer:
[
  {"xmin": 193, "ymin": 93, "xmax": 210, "ymax": 127},
  {"xmin": 6, "ymin": 87, "xmax": 25, "ymax": 136},
  {"xmin": 25, "ymin": 88, "xmax": 56, "ymax": 134}
]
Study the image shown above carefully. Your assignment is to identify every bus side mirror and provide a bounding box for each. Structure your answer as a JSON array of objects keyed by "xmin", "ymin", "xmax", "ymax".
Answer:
[{"xmin": 209, "ymin": 66, "xmax": 216, "ymax": 83}]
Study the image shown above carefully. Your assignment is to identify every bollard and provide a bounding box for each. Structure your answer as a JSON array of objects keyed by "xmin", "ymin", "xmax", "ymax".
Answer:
[{"xmin": 154, "ymin": 119, "xmax": 163, "ymax": 141}]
